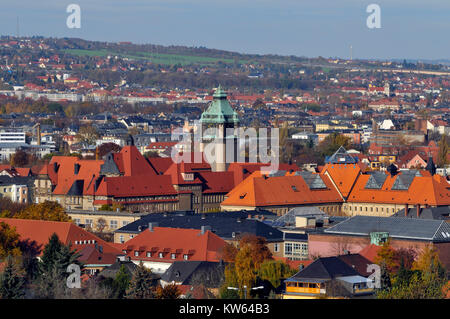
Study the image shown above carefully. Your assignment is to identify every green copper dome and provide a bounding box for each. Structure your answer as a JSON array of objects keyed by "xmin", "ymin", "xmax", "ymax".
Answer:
[{"xmin": 200, "ymin": 85, "xmax": 240, "ymax": 124}]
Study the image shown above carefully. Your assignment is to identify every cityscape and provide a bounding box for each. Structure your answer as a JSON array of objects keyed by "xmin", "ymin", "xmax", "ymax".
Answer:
[{"xmin": 0, "ymin": 1, "xmax": 449, "ymax": 306}]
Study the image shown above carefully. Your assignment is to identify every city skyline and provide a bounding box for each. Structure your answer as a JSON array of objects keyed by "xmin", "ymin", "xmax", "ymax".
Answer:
[{"xmin": 0, "ymin": 0, "xmax": 449, "ymax": 61}]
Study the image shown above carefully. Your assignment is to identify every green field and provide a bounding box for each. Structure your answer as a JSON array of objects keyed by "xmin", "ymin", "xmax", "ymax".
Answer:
[{"xmin": 63, "ymin": 49, "xmax": 248, "ymax": 66}]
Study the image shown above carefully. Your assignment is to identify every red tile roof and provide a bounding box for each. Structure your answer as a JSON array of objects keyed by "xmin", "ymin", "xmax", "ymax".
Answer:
[
  {"xmin": 121, "ymin": 227, "xmax": 226, "ymax": 263},
  {"xmin": 221, "ymin": 171, "xmax": 342, "ymax": 208},
  {"xmin": 0, "ymin": 218, "xmax": 121, "ymax": 265},
  {"xmin": 347, "ymin": 171, "xmax": 450, "ymax": 206}
]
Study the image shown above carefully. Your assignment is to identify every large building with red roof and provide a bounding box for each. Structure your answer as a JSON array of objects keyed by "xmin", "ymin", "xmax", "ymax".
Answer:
[
  {"xmin": 120, "ymin": 226, "xmax": 227, "ymax": 274},
  {"xmin": 0, "ymin": 218, "xmax": 122, "ymax": 274}
]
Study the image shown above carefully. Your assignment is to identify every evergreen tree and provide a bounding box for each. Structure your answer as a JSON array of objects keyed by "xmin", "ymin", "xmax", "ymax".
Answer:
[
  {"xmin": 114, "ymin": 265, "xmax": 131, "ymax": 299},
  {"xmin": 125, "ymin": 262, "xmax": 155, "ymax": 299},
  {"xmin": 0, "ymin": 256, "xmax": 26, "ymax": 299}
]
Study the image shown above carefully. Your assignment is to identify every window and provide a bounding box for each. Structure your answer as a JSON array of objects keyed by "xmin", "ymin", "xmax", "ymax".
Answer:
[
  {"xmin": 74, "ymin": 219, "xmax": 80, "ymax": 225},
  {"xmin": 285, "ymin": 243, "xmax": 293, "ymax": 255},
  {"xmin": 274, "ymin": 243, "xmax": 280, "ymax": 253},
  {"xmin": 146, "ymin": 252, "xmax": 151, "ymax": 258},
  {"xmin": 86, "ymin": 219, "xmax": 93, "ymax": 228},
  {"xmin": 110, "ymin": 220, "xmax": 118, "ymax": 229},
  {"xmin": 159, "ymin": 252, "xmax": 164, "ymax": 258},
  {"xmin": 134, "ymin": 251, "xmax": 139, "ymax": 257},
  {"xmin": 171, "ymin": 253, "xmax": 176, "ymax": 259},
  {"xmin": 183, "ymin": 254, "xmax": 188, "ymax": 260},
  {"xmin": 122, "ymin": 221, "xmax": 128, "ymax": 226},
  {"xmin": 119, "ymin": 235, "xmax": 124, "ymax": 243}
]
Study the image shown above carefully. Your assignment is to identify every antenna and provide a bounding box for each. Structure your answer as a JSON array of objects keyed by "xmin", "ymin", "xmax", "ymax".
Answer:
[{"xmin": 350, "ymin": 45, "xmax": 353, "ymax": 61}]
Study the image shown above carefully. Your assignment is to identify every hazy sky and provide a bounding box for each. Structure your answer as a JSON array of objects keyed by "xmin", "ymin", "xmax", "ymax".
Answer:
[{"xmin": 0, "ymin": 0, "xmax": 449, "ymax": 60}]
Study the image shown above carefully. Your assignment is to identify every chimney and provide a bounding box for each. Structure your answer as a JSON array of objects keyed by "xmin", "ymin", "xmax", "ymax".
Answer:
[
  {"xmin": 404, "ymin": 204, "xmax": 408, "ymax": 217},
  {"xmin": 74, "ymin": 163, "xmax": 80, "ymax": 175},
  {"xmin": 416, "ymin": 204, "xmax": 421, "ymax": 218},
  {"xmin": 36, "ymin": 123, "xmax": 41, "ymax": 146},
  {"xmin": 149, "ymin": 222, "xmax": 158, "ymax": 232},
  {"xmin": 201, "ymin": 225, "xmax": 211, "ymax": 235},
  {"xmin": 53, "ymin": 162, "xmax": 59, "ymax": 173}
]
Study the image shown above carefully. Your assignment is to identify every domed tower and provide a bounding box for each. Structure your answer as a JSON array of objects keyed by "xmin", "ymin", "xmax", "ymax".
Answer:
[{"xmin": 200, "ymin": 86, "xmax": 240, "ymax": 172}]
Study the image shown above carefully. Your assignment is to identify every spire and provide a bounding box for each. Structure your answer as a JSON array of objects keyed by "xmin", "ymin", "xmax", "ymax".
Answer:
[
  {"xmin": 425, "ymin": 156, "xmax": 436, "ymax": 176},
  {"xmin": 126, "ymin": 134, "xmax": 134, "ymax": 146}
]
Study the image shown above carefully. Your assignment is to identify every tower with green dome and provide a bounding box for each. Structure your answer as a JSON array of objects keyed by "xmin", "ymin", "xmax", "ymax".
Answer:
[{"xmin": 200, "ymin": 86, "xmax": 240, "ymax": 172}]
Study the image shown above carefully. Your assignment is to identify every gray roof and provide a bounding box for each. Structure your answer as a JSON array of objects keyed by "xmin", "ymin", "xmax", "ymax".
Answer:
[
  {"xmin": 392, "ymin": 206, "xmax": 450, "ymax": 221},
  {"xmin": 324, "ymin": 215, "xmax": 450, "ymax": 242}
]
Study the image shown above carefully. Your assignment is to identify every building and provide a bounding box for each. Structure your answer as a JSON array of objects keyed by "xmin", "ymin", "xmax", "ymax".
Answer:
[
  {"xmin": 221, "ymin": 170, "xmax": 343, "ymax": 216},
  {"xmin": 308, "ymin": 216, "xmax": 450, "ymax": 270},
  {"xmin": 119, "ymin": 226, "xmax": 227, "ymax": 274},
  {"xmin": 283, "ymin": 256, "xmax": 373, "ymax": 299},
  {"xmin": 199, "ymin": 86, "xmax": 240, "ymax": 172},
  {"xmin": 0, "ymin": 218, "xmax": 122, "ymax": 274}
]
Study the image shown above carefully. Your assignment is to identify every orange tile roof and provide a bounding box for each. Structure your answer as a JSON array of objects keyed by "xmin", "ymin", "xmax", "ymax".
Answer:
[
  {"xmin": 347, "ymin": 171, "xmax": 450, "ymax": 206},
  {"xmin": 121, "ymin": 227, "xmax": 226, "ymax": 263},
  {"xmin": 0, "ymin": 218, "xmax": 121, "ymax": 262},
  {"xmin": 221, "ymin": 171, "xmax": 342, "ymax": 208},
  {"xmin": 321, "ymin": 163, "xmax": 361, "ymax": 198}
]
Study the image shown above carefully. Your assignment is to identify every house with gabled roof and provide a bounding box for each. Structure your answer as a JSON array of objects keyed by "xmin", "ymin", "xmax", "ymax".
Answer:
[
  {"xmin": 283, "ymin": 255, "xmax": 374, "ymax": 299},
  {"xmin": 119, "ymin": 226, "xmax": 227, "ymax": 274},
  {"xmin": 0, "ymin": 218, "xmax": 122, "ymax": 274}
]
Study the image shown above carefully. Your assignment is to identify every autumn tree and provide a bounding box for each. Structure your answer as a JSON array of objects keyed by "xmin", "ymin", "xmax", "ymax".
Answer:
[
  {"xmin": 13, "ymin": 201, "xmax": 71, "ymax": 222},
  {"xmin": 0, "ymin": 222, "xmax": 22, "ymax": 259},
  {"xmin": 97, "ymin": 143, "xmax": 122, "ymax": 158},
  {"xmin": 374, "ymin": 239, "xmax": 398, "ymax": 274},
  {"xmin": 10, "ymin": 149, "xmax": 28, "ymax": 167},
  {"xmin": 77, "ymin": 125, "xmax": 99, "ymax": 145},
  {"xmin": 155, "ymin": 283, "xmax": 181, "ymax": 299},
  {"xmin": 377, "ymin": 246, "xmax": 447, "ymax": 299},
  {"xmin": 318, "ymin": 132, "xmax": 351, "ymax": 157}
]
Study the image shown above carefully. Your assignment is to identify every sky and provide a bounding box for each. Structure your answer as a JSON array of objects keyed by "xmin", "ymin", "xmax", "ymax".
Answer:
[{"xmin": 0, "ymin": 0, "xmax": 449, "ymax": 60}]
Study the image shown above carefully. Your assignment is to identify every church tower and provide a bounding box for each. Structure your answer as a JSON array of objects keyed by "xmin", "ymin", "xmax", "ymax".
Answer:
[{"xmin": 200, "ymin": 86, "xmax": 240, "ymax": 172}]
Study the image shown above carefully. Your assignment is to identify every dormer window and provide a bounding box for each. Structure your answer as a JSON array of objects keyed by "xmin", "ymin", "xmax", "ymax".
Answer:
[
  {"xmin": 183, "ymin": 254, "xmax": 189, "ymax": 260},
  {"xmin": 134, "ymin": 251, "xmax": 139, "ymax": 257},
  {"xmin": 171, "ymin": 253, "xmax": 176, "ymax": 259},
  {"xmin": 159, "ymin": 252, "xmax": 164, "ymax": 258},
  {"xmin": 146, "ymin": 252, "xmax": 152, "ymax": 258}
]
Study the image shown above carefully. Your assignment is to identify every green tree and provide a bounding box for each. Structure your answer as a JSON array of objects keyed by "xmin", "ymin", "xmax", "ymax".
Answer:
[
  {"xmin": 114, "ymin": 265, "xmax": 131, "ymax": 299},
  {"xmin": 39, "ymin": 233, "xmax": 80, "ymax": 275},
  {"xmin": 126, "ymin": 262, "xmax": 156, "ymax": 299},
  {"xmin": 0, "ymin": 256, "xmax": 26, "ymax": 299},
  {"xmin": 258, "ymin": 260, "xmax": 297, "ymax": 289}
]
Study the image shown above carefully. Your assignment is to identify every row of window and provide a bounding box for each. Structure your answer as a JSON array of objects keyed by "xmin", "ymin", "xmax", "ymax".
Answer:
[
  {"xmin": 133, "ymin": 250, "xmax": 189, "ymax": 260},
  {"xmin": 346, "ymin": 205, "xmax": 396, "ymax": 214}
]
